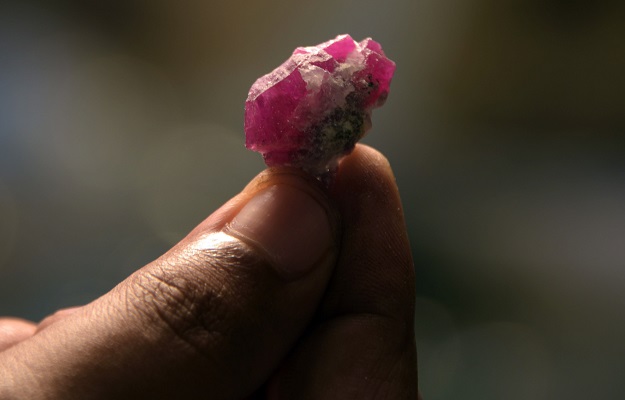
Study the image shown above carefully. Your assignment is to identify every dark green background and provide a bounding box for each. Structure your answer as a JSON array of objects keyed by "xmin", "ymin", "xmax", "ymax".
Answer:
[{"xmin": 1, "ymin": 1, "xmax": 624, "ymax": 399}]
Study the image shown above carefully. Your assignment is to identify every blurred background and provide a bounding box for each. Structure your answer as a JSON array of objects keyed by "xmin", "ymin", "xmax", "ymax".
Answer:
[{"xmin": 1, "ymin": 0, "xmax": 624, "ymax": 398}]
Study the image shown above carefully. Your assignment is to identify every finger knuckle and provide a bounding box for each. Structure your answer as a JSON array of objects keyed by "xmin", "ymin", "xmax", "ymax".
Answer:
[{"xmin": 126, "ymin": 232, "xmax": 264, "ymax": 358}]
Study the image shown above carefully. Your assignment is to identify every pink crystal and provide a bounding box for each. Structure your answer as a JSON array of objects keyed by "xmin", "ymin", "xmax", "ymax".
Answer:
[{"xmin": 244, "ymin": 34, "xmax": 396, "ymax": 177}]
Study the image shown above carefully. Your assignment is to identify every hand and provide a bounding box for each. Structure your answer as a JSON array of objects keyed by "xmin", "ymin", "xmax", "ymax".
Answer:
[{"xmin": 0, "ymin": 145, "xmax": 419, "ymax": 399}]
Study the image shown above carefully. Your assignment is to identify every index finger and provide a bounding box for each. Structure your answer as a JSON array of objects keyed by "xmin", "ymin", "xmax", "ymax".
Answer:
[{"xmin": 268, "ymin": 144, "xmax": 419, "ymax": 399}]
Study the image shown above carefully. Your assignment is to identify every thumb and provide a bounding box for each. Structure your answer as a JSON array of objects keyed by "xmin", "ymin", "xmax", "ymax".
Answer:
[{"xmin": 1, "ymin": 168, "xmax": 339, "ymax": 400}]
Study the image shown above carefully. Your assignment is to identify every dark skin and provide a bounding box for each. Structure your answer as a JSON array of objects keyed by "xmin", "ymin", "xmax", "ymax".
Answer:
[{"xmin": 0, "ymin": 145, "xmax": 420, "ymax": 399}]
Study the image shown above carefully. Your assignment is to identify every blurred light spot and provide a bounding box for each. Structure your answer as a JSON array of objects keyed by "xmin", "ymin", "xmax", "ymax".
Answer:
[
  {"xmin": 415, "ymin": 152, "xmax": 625, "ymax": 305},
  {"xmin": 134, "ymin": 122, "xmax": 264, "ymax": 244},
  {"xmin": 1, "ymin": 17, "xmax": 180, "ymax": 192},
  {"xmin": 46, "ymin": 53, "xmax": 180, "ymax": 190},
  {"xmin": 452, "ymin": 322, "xmax": 553, "ymax": 400}
]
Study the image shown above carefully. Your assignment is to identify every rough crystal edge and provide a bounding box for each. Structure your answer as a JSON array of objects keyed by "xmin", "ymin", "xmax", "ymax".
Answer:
[{"xmin": 244, "ymin": 34, "xmax": 395, "ymax": 182}]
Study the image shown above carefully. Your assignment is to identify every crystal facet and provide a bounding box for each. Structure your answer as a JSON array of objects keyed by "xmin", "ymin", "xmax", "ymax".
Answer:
[{"xmin": 244, "ymin": 34, "xmax": 396, "ymax": 177}]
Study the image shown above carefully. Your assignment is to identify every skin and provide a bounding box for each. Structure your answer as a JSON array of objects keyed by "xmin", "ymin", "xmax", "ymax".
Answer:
[{"xmin": 0, "ymin": 145, "xmax": 420, "ymax": 399}]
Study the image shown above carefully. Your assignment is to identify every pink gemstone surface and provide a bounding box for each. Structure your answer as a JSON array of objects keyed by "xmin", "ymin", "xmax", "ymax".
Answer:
[{"xmin": 245, "ymin": 34, "xmax": 396, "ymax": 177}]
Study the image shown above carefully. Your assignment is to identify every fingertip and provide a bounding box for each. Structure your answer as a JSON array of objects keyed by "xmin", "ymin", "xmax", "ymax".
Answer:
[
  {"xmin": 187, "ymin": 166, "xmax": 338, "ymax": 244},
  {"xmin": 331, "ymin": 144, "xmax": 400, "ymax": 208},
  {"xmin": 226, "ymin": 183, "xmax": 335, "ymax": 280},
  {"xmin": 265, "ymin": 143, "xmax": 419, "ymax": 399},
  {"xmin": 326, "ymin": 143, "xmax": 415, "ymax": 321},
  {"xmin": 0, "ymin": 318, "xmax": 37, "ymax": 351},
  {"xmin": 339, "ymin": 144, "xmax": 396, "ymax": 180}
]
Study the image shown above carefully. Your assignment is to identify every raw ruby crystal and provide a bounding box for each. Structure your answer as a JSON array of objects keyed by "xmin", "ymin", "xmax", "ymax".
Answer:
[{"xmin": 244, "ymin": 34, "xmax": 396, "ymax": 177}]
